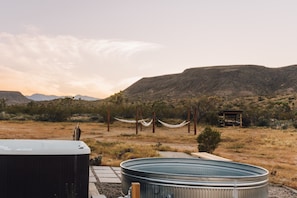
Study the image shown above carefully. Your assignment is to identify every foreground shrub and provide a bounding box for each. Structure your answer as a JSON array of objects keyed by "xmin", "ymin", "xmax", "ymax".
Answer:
[
  {"xmin": 197, "ymin": 127, "xmax": 221, "ymax": 153},
  {"xmin": 89, "ymin": 155, "xmax": 102, "ymax": 166}
]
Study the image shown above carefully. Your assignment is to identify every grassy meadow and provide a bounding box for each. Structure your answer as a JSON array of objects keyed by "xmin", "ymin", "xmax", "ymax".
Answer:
[{"xmin": 0, "ymin": 120, "xmax": 296, "ymax": 189}]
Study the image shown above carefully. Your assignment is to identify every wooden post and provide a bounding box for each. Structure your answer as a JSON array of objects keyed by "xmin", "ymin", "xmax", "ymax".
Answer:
[
  {"xmin": 187, "ymin": 108, "xmax": 191, "ymax": 133},
  {"xmin": 223, "ymin": 112, "xmax": 226, "ymax": 127},
  {"xmin": 239, "ymin": 113, "xmax": 242, "ymax": 128},
  {"xmin": 152, "ymin": 111, "xmax": 156, "ymax": 133},
  {"xmin": 194, "ymin": 107, "xmax": 197, "ymax": 135},
  {"xmin": 139, "ymin": 108, "xmax": 143, "ymax": 131},
  {"xmin": 135, "ymin": 108, "xmax": 138, "ymax": 135},
  {"xmin": 131, "ymin": 182, "xmax": 140, "ymax": 198},
  {"xmin": 107, "ymin": 107, "xmax": 110, "ymax": 132}
]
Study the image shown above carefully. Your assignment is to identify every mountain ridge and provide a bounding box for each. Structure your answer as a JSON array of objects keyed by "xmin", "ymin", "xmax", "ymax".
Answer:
[
  {"xmin": 0, "ymin": 91, "xmax": 32, "ymax": 105},
  {"xmin": 2, "ymin": 65, "xmax": 297, "ymax": 105},
  {"xmin": 26, "ymin": 94, "xmax": 99, "ymax": 101},
  {"xmin": 123, "ymin": 65, "xmax": 297, "ymax": 101},
  {"xmin": 0, "ymin": 91, "xmax": 99, "ymax": 105}
]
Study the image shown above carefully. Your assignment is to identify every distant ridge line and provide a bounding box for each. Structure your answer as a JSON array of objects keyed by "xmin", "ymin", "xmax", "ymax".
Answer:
[{"xmin": 123, "ymin": 64, "xmax": 297, "ymax": 101}]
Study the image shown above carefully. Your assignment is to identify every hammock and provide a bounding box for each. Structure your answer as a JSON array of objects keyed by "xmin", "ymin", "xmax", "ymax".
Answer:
[
  {"xmin": 114, "ymin": 117, "xmax": 151, "ymax": 124},
  {"xmin": 115, "ymin": 117, "xmax": 189, "ymax": 128},
  {"xmin": 114, "ymin": 117, "xmax": 138, "ymax": 123},
  {"xmin": 158, "ymin": 119, "xmax": 190, "ymax": 128},
  {"xmin": 139, "ymin": 119, "xmax": 153, "ymax": 127}
]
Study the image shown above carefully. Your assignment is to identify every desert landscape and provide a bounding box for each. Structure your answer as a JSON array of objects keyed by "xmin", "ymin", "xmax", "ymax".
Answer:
[{"xmin": 0, "ymin": 120, "xmax": 296, "ymax": 190}]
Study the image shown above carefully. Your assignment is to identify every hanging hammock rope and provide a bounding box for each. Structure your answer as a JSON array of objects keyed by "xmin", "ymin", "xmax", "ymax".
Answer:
[
  {"xmin": 158, "ymin": 119, "xmax": 190, "ymax": 128},
  {"xmin": 115, "ymin": 117, "xmax": 190, "ymax": 128},
  {"xmin": 139, "ymin": 119, "xmax": 153, "ymax": 127},
  {"xmin": 114, "ymin": 117, "xmax": 138, "ymax": 123},
  {"xmin": 114, "ymin": 117, "xmax": 153, "ymax": 127}
]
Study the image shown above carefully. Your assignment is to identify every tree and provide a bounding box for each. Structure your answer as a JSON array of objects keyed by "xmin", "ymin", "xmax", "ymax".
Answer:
[
  {"xmin": 193, "ymin": 96, "xmax": 221, "ymax": 124},
  {"xmin": 0, "ymin": 98, "xmax": 6, "ymax": 111},
  {"xmin": 197, "ymin": 127, "xmax": 221, "ymax": 153}
]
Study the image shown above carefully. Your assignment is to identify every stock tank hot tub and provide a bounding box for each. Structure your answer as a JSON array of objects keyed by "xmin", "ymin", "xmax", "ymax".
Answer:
[
  {"xmin": 0, "ymin": 139, "xmax": 90, "ymax": 198},
  {"xmin": 121, "ymin": 158, "xmax": 269, "ymax": 198}
]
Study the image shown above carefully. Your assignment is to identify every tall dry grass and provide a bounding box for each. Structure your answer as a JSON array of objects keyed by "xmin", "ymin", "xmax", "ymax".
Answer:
[{"xmin": 214, "ymin": 127, "xmax": 297, "ymax": 189}]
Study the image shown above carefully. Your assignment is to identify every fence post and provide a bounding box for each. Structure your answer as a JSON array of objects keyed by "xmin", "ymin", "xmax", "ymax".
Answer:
[
  {"xmin": 107, "ymin": 107, "xmax": 110, "ymax": 132},
  {"xmin": 152, "ymin": 112, "xmax": 156, "ymax": 133},
  {"xmin": 194, "ymin": 107, "xmax": 197, "ymax": 135},
  {"xmin": 132, "ymin": 182, "xmax": 140, "ymax": 198},
  {"xmin": 135, "ymin": 108, "xmax": 138, "ymax": 135},
  {"xmin": 187, "ymin": 108, "xmax": 191, "ymax": 133}
]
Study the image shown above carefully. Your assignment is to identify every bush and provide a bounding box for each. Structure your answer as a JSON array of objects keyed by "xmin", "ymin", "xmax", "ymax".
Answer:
[
  {"xmin": 256, "ymin": 116, "xmax": 270, "ymax": 127},
  {"xmin": 89, "ymin": 155, "xmax": 102, "ymax": 166},
  {"xmin": 197, "ymin": 127, "xmax": 221, "ymax": 153}
]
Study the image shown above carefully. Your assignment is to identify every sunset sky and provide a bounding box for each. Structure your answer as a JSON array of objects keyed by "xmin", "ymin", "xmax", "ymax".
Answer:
[{"xmin": 1, "ymin": 0, "xmax": 297, "ymax": 98}]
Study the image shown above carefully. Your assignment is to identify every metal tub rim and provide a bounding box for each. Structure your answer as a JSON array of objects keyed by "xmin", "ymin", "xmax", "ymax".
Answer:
[{"xmin": 120, "ymin": 157, "xmax": 269, "ymax": 187}]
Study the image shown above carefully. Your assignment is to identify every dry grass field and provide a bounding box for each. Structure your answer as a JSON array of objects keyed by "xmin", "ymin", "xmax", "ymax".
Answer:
[{"xmin": 0, "ymin": 120, "xmax": 296, "ymax": 190}]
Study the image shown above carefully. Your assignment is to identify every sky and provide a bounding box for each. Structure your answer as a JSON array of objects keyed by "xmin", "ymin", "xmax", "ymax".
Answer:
[{"xmin": 1, "ymin": 0, "xmax": 297, "ymax": 98}]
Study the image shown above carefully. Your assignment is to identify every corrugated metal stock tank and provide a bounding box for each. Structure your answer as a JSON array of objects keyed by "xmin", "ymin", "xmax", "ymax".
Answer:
[{"xmin": 121, "ymin": 158, "xmax": 269, "ymax": 198}]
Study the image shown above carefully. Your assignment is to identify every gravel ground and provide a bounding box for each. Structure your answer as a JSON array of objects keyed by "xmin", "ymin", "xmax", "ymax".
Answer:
[
  {"xmin": 268, "ymin": 184, "xmax": 297, "ymax": 198},
  {"xmin": 96, "ymin": 183, "xmax": 297, "ymax": 198},
  {"xmin": 96, "ymin": 183, "xmax": 122, "ymax": 198}
]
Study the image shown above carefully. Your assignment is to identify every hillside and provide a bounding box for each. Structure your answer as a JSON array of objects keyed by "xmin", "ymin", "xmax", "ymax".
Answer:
[
  {"xmin": 123, "ymin": 65, "xmax": 297, "ymax": 101},
  {"xmin": 3, "ymin": 65, "xmax": 297, "ymax": 105},
  {"xmin": 0, "ymin": 91, "xmax": 100, "ymax": 105},
  {"xmin": 26, "ymin": 94, "xmax": 99, "ymax": 101},
  {"xmin": 0, "ymin": 91, "xmax": 32, "ymax": 105}
]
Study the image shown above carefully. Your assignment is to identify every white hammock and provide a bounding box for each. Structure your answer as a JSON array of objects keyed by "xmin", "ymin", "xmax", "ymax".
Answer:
[
  {"xmin": 114, "ymin": 117, "xmax": 138, "ymax": 123},
  {"xmin": 158, "ymin": 119, "xmax": 190, "ymax": 128},
  {"xmin": 115, "ymin": 117, "xmax": 189, "ymax": 128},
  {"xmin": 140, "ymin": 119, "xmax": 153, "ymax": 127},
  {"xmin": 114, "ymin": 117, "xmax": 149, "ymax": 125}
]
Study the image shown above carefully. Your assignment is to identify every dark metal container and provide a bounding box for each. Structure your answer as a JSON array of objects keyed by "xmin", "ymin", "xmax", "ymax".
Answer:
[
  {"xmin": 121, "ymin": 158, "xmax": 269, "ymax": 198},
  {"xmin": 0, "ymin": 140, "xmax": 90, "ymax": 198}
]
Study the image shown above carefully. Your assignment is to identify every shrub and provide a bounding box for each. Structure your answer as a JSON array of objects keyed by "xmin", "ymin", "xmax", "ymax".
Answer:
[
  {"xmin": 89, "ymin": 155, "xmax": 102, "ymax": 166},
  {"xmin": 256, "ymin": 116, "xmax": 270, "ymax": 127},
  {"xmin": 197, "ymin": 127, "xmax": 221, "ymax": 153}
]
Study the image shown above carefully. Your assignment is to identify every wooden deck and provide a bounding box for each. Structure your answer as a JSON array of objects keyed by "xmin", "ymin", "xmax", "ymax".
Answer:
[{"xmin": 191, "ymin": 152, "xmax": 231, "ymax": 161}]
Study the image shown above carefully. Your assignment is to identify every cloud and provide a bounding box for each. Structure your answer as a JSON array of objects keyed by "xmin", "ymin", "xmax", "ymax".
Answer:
[
  {"xmin": 0, "ymin": 32, "xmax": 162, "ymax": 97},
  {"xmin": 22, "ymin": 24, "xmax": 42, "ymax": 35}
]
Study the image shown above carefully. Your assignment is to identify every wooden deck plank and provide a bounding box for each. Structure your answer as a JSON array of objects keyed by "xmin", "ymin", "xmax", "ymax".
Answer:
[{"xmin": 191, "ymin": 152, "xmax": 231, "ymax": 161}]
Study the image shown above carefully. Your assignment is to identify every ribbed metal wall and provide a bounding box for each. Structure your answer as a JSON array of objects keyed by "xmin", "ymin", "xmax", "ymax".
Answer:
[
  {"xmin": 133, "ymin": 183, "xmax": 268, "ymax": 198},
  {"xmin": 121, "ymin": 158, "xmax": 269, "ymax": 198},
  {"xmin": 0, "ymin": 154, "xmax": 89, "ymax": 198},
  {"xmin": 0, "ymin": 140, "xmax": 90, "ymax": 198}
]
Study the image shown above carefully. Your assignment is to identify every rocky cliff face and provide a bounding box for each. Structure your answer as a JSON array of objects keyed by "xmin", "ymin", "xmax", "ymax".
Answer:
[{"xmin": 123, "ymin": 65, "xmax": 297, "ymax": 101}]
